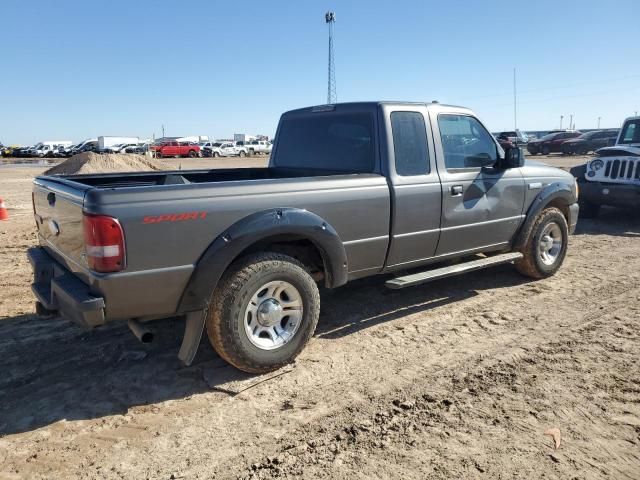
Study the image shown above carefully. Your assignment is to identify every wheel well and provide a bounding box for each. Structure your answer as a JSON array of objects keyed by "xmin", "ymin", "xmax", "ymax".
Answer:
[
  {"xmin": 545, "ymin": 198, "xmax": 570, "ymax": 223},
  {"xmin": 232, "ymin": 235, "xmax": 328, "ymax": 284}
]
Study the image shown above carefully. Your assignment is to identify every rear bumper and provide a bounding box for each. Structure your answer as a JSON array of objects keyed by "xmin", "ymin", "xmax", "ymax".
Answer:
[
  {"xmin": 579, "ymin": 181, "xmax": 640, "ymax": 208},
  {"xmin": 28, "ymin": 247, "xmax": 106, "ymax": 329}
]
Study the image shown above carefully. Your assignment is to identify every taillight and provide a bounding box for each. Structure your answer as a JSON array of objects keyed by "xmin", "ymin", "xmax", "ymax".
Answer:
[{"xmin": 83, "ymin": 214, "xmax": 126, "ymax": 272}]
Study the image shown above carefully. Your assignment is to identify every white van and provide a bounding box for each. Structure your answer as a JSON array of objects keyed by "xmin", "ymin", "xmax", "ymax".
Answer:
[{"xmin": 31, "ymin": 141, "xmax": 73, "ymax": 157}]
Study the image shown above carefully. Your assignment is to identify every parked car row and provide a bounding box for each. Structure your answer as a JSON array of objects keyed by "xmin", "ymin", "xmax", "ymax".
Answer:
[
  {"xmin": 526, "ymin": 129, "xmax": 618, "ymax": 155},
  {"xmin": 199, "ymin": 140, "xmax": 272, "ymax": 158}
]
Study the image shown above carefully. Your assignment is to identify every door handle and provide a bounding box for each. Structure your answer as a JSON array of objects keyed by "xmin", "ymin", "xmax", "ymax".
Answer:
[{"xmin": 451, "ymin": 185, "xmax": 463, "ymax": 196}]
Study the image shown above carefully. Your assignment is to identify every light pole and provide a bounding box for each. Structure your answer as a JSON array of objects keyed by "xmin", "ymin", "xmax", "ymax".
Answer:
[
  {"xmin": 325, "ymin": 11, "xmax": 337, "ymax": 104},
  {"xmin": 597, "ymin": 117, "xmax": 601, "ymax": 129},
  {"xmin": 560, "ymin": 115, "xmax": 564, "ymax": 130},
  {"xmin": 513, "ymin": 68, "xmax": 517, "ymax": 131},
  {"xmin": 569, "ymin": 114, "xmax": 574, "ymax": 130}
]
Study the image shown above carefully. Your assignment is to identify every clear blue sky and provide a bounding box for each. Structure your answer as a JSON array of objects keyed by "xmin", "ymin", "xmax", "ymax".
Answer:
[{"xmin": 1, "ymin": 0, "xmax": 638, "ymax": 145}]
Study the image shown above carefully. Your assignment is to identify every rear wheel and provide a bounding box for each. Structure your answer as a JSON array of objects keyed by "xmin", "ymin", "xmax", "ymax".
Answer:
[
  {"xmin": 207, "ymin": 253, "xmax": 320, "ymax": 373},
  {"xmin": 515, "ymin": 207, "xmax": 569, "ymax": 279},
  {"xmin": 541, "ymin": 145, "xmax": 550, "ymax": 155},
  {"xmin": 213, "ymin": 151, "xmax": 220, "ymax": 158}
]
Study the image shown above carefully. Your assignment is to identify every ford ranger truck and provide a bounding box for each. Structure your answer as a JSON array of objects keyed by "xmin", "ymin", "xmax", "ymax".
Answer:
[
  {"xmin": 570, "ymin": 116, "xmax": 640, "ymax": 217},
  {"xmin": 29, "ymin": 102, "xmax": 579, "ymax": 373}
]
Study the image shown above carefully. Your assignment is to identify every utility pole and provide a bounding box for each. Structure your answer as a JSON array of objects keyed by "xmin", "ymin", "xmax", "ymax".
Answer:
[
  {"xmin": 597, "ymin": 117, "xmax": 601, "ymax": 129},
  {"xmin": 162, "ymin": 124, "xmax": 165, "ymax": 139},
  {"xmin": 569, "ymin": 114, "xmax": 574, "ymax": 130},
  {"xmin": 325, "ymin": 11, "xmax": 337, "ymax": 104},
  {"xmin": 560, "ymin": 115, "xmax": 563, "ymax": 130},
  {"xmin": 513, "ymin": 68, "xmax": 517, "ymax": 131}
]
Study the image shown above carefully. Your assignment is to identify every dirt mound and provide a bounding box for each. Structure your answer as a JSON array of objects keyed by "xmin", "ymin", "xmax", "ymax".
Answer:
[{"xmin": 44, "ymin": 152, "xmax": 164, "ymax": 175}]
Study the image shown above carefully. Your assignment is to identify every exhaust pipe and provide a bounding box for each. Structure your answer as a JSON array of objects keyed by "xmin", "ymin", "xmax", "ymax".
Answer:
[{"xmin": 128, "ymin": 319, "xmax": 154, "ymax": 344}]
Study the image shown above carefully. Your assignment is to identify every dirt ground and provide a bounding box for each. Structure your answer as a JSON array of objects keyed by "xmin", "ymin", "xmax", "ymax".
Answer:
[{"xmin": 0, "ymin": 154, "xmax": 638, "ymax": 480}]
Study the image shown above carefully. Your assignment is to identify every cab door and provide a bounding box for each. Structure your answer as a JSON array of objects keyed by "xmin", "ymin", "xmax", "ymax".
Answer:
[
  {"xmin": 163, "ymin": 141, "xmax": 178, "ymax": 156},
  {"xmin": 383, "ymin": 105, "xmax": 442, "ymax": 269},
  {"xmin": 221, "ymin": 143, "xmax": 234, "ymax": 156},
  {"xmin": 429, "ymin": 110, "xmax": 525, "ymax": 257}
]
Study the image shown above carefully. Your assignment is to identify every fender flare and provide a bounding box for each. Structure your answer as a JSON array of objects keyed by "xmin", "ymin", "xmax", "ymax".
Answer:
[
  {"xmin": 513, "ymin": 182, "xmax": 576, "ymax": 251},
  {"xmin": 176, "ymin": 208, "xmax": 348, "ymax": 314}
]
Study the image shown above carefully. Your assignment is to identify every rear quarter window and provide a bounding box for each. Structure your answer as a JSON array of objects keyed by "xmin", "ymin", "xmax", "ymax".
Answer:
[
  {"xmin": 273, "ymin": 112, "xmax": 375, "ymax": 172},
  {"xmin": 391, "ymin": 111, "xmax": 430, "ymax": 176}
]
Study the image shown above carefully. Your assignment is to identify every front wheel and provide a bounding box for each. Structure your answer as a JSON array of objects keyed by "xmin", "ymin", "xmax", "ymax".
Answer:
[
  {"xmin": 515, "ymin": 207, "xmax": 569, "ymax": 279},
  {"xmin": 239, "ymin": 151, "xmax": 246, "ymax": 158},
  {"xmin": 188, "ymin": 150, "xmax": 197, "ymax": 158},
  {"xmin": 213, "ymin": 151, "xmax": 220, "ymax": 158},
  {"xmin": 541, "ymin": 145, "xmax": 550, "ymax": 155},
  {"xmin": 207, "ymin": 252, "xmax": 320, "ymax": 373}
]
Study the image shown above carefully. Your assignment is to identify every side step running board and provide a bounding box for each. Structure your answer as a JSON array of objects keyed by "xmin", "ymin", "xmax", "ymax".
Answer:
[{"xmin": 385, "ymin": 252, "xmax": 523, "ymax": 289}]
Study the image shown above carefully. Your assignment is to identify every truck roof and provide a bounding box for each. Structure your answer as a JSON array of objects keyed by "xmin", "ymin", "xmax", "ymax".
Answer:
[{"xmin": 283, "ymin": 101, "xmax": 471, "ymax": 115}]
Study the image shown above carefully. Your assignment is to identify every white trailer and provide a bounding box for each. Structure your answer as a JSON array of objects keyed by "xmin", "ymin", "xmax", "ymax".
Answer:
[
  {"xmin": 234, "ymin": 133, "xmax": 257, "ymax": 143},
  {"xmin": 177, "ymin": 135, "xmax": 209, "ymax": 143},
  {"xmin": 98, "ymin": 136, "xmax": 139, "ymax": 150}
]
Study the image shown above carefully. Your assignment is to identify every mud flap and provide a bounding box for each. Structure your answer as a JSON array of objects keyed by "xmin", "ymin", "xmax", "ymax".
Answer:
[{"xmin": 178, "ymin": 310, "xmax": 206, "ymax": 366}]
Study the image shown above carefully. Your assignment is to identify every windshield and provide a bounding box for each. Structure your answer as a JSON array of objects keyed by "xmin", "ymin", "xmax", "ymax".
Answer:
[
  {"xmin": 213, "ymin": 143, "xmax": 222, "ymax": 147},
  {"xmin": 619, "ymin": 119, "xmax": 640, "ymax": 144},
  {"xmin": 539, "ymin": 133, "xmax": 558, "ymax": 141},
  {"xmin": 578, "ymin": 132, "xmax": 596, "ymax": 139}
]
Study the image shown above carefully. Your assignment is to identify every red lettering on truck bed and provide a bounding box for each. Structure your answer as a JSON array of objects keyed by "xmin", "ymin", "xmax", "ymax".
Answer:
[{"xmin": 143, "ymin": 212, "xmax": 207, "ymax": 224}]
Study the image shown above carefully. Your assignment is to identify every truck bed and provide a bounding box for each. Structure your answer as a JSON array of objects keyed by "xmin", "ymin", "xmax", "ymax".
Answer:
[
  {"xmin": 33, "ymin": 167, "xmax": 391, "ymax": 320},
  {"xmin": 54, "ymin": 167, "xmax": 360, "ymax": 188}
]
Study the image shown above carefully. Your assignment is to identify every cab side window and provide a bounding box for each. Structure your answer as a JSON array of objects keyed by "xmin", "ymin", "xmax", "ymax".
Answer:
[
  {"xmin": 391, "ymin": 111, "xmax": 430, "ymax": 176},
  {"xmin": 438, "ymin": 114, "xmax": 497, "ymax": 169}
]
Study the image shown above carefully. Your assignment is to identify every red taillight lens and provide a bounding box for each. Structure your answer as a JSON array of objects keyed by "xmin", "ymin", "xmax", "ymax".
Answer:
[{"xmin": 83, "ymin": 214, "xmax": 126, "ymax": 272}]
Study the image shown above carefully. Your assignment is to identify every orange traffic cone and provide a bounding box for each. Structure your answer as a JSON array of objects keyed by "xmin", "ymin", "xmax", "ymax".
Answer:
[{"xmin": 0, "ymin": 198, "xmax": 8, "ymax": 221}]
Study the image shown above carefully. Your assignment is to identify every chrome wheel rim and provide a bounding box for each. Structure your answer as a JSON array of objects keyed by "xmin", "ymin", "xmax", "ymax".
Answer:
[
  {"xmin": 538, "ymin": 222, "xmax": 563, "ymax": 266},
  {"xmin": 244, "ymin": 281, "xmax": 303, "ymax": 350}
]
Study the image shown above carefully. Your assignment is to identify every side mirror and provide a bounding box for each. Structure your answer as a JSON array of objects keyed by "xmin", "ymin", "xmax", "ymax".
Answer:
[{"xmin": 498, "ymin": 147, "xmax": 524, "ymax": 169}]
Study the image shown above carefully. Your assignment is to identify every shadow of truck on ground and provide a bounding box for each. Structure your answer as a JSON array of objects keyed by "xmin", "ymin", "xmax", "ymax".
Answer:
[{"xmin": 0, "ymin": 263, "xmax": 528, "ymax": 436}]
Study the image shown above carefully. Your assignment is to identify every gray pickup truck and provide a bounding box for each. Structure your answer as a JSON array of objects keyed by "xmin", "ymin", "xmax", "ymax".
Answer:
[{"xmin": 29, "ymin": 102, "xmax": 579, "ymax": 373}]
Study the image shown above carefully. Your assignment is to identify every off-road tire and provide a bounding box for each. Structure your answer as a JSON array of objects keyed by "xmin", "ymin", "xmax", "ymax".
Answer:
[
  {"xmin": 578, "ymin": 198, "xmax": 600, "ymax": 218},
  {"xmin": 206, "ymin": 252, "xmax": 320, "ymax": 374},
  {"xmin": 515, "ymin": 207, "xmax": 569, "ymax": 279}
]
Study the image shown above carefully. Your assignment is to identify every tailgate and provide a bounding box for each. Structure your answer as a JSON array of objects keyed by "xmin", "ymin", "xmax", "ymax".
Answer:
[{"xmin": 33, "ymin": 177, "xmax": 91, "ymax": 268}]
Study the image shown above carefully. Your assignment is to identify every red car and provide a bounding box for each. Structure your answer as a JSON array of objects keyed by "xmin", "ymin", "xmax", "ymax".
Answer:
[
  {"xmin": 152, "ymin": 141, "xmax": 201, "ymax": 158},
  {"xmin": 527, "ymin": 131, "xmax": 581, "ymax": 155}
]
